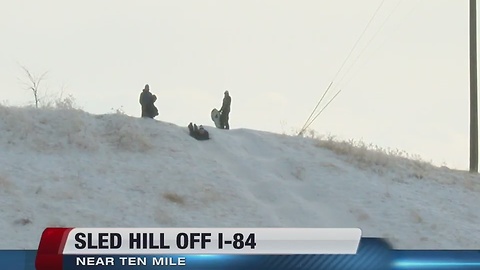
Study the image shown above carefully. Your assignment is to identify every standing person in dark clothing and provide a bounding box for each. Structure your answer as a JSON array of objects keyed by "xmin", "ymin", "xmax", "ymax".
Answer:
[
  {"xmin": 219, "ymin": 90, "xmax": 231, "ymax": 129},
  {"xmin": 139, "ymin": 84, "xmax": 159, "ymax": 118}
]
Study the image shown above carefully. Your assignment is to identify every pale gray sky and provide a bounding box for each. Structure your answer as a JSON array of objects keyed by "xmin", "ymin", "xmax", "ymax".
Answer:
[{"xmin": 0, "ymin": 0, "xmax": 474, "ymax": 170}]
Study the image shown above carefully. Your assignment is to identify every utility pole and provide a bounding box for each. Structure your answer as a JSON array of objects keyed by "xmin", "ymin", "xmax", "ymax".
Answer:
[{"xmin": 470, "ymin": 0, "xmax": 478, "ymax": 172}]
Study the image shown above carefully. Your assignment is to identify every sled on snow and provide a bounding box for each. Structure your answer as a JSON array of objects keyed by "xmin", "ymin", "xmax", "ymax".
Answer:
[{"xmin": 211, "ymin": 108, "xmax": 222, "ymax": 128}]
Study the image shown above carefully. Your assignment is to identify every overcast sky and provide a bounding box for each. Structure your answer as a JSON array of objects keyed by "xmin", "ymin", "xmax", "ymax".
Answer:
[{"xmin": 0, "ymin": 0, "xmax": 475, "ymax": 170}]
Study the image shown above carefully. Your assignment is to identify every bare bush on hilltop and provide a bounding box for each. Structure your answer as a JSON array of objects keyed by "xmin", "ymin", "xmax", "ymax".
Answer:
[
  {"xmin": 42, "ymin": 94, "xmax": 81, "ymax": 111},
  {"xmin": 110, "ymin": 106, "xmax": 126, "ymax": 115},
  {"xmin": 19, "ymin": 65, "xmax": 47, "ymax": 109},
  {"xmin": 18, "ymin": 65, "xmax": 82, "ymax": 111}
]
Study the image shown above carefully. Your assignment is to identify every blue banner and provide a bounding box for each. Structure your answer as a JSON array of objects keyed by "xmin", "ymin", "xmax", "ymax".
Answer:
[
  {"xmin": 62, "ymin": 238, "xmax": 390, "ymax": 270},
  {"xmin": 392, "ymin": 250, "xmax": 480, "ymax": 270},
  {"xmin": 1, "ymin": 239, "xmax": 480, "ymax": 270},
  {"xmin": 0, "ymin": 250, "xmax": 36, "ymax": 270}
]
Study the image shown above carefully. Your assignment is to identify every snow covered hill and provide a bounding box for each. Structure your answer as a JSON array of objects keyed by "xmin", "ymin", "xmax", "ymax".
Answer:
[{"xmin": 1, "ymin": 105, "xmax": 479, "ymax": 249}]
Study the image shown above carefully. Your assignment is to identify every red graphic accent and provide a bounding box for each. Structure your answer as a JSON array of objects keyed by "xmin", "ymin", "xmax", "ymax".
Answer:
[{"xmin": 35, "ymin": 227, "xmax": 74, "ymax": 270}]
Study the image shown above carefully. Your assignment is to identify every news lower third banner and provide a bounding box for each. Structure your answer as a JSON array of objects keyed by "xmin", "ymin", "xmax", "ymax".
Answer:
[{"xmin": 2, "ymin": 227, "xmax": 480, "ymax": 270}]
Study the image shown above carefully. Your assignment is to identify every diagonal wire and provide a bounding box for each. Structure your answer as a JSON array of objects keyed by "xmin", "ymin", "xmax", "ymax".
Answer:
[
  {"xmin": 299, "ymin": 0, "xmax": 387, "ymax": 135},
  {"xmin": 299, "ymin": 81, "xmax": 333, "ymax": 133},
  {"xmin": 301, "ymin": 89, "xmax": 343, "ymax": 134},
  {"xmin": 336, "ymin": 0, "xmax": 404, "ymax": 90},
  {"xmin": 342, "ymin": 0, "xmax": 420, "ymax": 91},
  {"xmin": 330, "ymin": 0, "xmax": 388, "ymax": 85}
]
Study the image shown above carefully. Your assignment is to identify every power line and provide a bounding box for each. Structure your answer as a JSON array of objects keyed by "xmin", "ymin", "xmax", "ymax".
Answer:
[
  {"xmin": 301, "ymin": 89, "xmax": 342, "ymax": 134},
  {"xmin": 341, "ymin": 0, "xmax": 420, "ymax": 91},
  {"xmin": 336, "ymin": 0, "xmax": 404, "ymax": 90},
  {"xmin": 330, "ymin": 0, "xmax": 387, "ymax": 85},
  {"xmin": 299, "ymin": 0, "xmax": 387, "ymax": 135},
  {"xmin": 299, "ymin": 81, "xmax": 333, "ymax": 134}
]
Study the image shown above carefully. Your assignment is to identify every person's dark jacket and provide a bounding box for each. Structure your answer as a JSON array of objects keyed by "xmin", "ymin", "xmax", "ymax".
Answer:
[
  {"xmin": 188, "ymin": 123, "xmax": 209, "ymax": 140},
  {"xmin": 220, "ymin": 95, "xmax": 231, "ymax": 114},
  {"xmin": 139, "ymin": 90, "xmax": 158, "ymax": 118},
  {"xmin": 193, "ymin": 130, "xmax": 209, "ymax": 141}
]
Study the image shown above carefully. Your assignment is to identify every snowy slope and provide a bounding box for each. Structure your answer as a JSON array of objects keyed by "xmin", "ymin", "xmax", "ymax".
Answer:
[{"xmin": 1, "ymin": 105, "xmax": 479, "ymax": 249}]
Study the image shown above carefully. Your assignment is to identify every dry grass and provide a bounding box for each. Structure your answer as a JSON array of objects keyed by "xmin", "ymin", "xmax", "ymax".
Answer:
[
  {"xmin": 297, "ymin": 129, "xmax": 433, "ymax": 176},
  {"xmin": 349, "ymin": 208, "xmax": 371, "ymax": 222},
  {"xmin": 163, "ymin": 192, "xmax": 186, "ymax": 205},
  {"xmin": 14, "ymin": 218, "xmax": 32, "ymax": 226},
  {"xmin": 292, "ymin": 166, "xmax": 305, "ymax": 180},
  {"xmin": 410, "ymin": 209, "xmax": 423, "ymax": 224},
  {"xmin": 103, "ymin": 115, "xmax": 154, "ymax": 152},
  {"xmin": 0, "ymin": 175, "xmax": 13, "ymax": 190}
]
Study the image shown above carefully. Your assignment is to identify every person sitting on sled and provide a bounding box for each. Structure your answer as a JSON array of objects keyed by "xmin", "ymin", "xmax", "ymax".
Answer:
[{"xmin": 188, "ymin": 123, "xmax": 209, "ymax": 140}]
